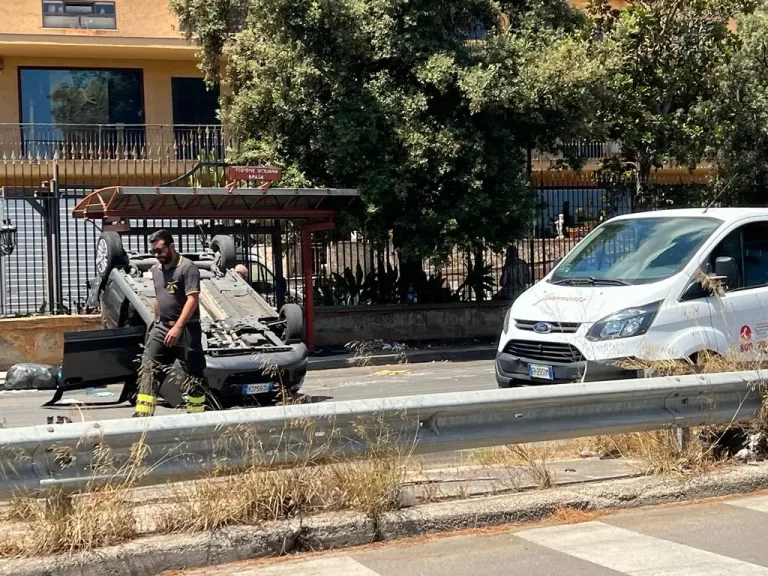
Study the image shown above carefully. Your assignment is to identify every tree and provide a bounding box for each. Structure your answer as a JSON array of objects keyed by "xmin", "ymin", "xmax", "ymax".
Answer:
[
  {"xmin": 581, "ymin": 0, "xmax": 755, "ymax": 203},
  {"xmin": 709, "ymin": 2, "xmax": 768, "ymax": 204},
  {"xmin": 170, "ymin": 0, "xmax": 597, "ymax": 266}
]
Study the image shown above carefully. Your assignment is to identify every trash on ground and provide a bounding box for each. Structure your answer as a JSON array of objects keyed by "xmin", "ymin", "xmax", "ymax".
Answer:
[
  {"xmin": 4, "ymin": 363, "xmax": 58, "ymax": 391},
  {"xmin": 374, "ymin": 369, "xmax": 414, "ymax": 376},
  {"xmin": 86, "ymin": 388, "xmax": 115, "ymax": 397}
]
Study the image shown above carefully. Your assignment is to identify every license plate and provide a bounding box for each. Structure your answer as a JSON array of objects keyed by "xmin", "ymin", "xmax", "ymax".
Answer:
[
  {"xmin": 528, "ymin": 364, "xmax": 554, "ymax": 380},
  {"xmin": 242, "ymin": 382, "xmax": 273, "ymax": 395}
]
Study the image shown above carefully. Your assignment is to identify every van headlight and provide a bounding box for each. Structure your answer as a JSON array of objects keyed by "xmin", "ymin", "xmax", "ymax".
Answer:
[
  {"xmin": 502, "ymin": 308, "xmax": 512, "ymax": 334},
  {"xmin": 586, "ymin": 301, "xmax": 662, "ymax": 341}
]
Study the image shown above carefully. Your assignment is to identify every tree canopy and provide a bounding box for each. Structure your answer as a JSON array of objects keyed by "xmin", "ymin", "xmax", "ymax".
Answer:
[
  {"xmin": 171, "ymin": 0, "xmax": 598, "ymax": 261},
  {"xmin": 576, "ymin": 0, "xmax": 756, "ymax": 201},
  {"xmin": 171, "ymin": 0, "xmax": 768, "ymax": 259}
]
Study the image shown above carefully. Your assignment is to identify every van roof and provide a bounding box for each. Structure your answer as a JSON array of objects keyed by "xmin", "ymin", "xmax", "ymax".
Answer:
[{"xmin": 610, "ymin": 207, "xmax": 768, "ymax": 223}]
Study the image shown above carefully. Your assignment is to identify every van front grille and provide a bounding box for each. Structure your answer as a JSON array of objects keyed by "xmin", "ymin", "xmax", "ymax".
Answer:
[
  {"xmin": 514, "ymin": 320, "xmax": 581, "ymax": 334},
  {"xmin": 504, "ymin": 340, "xmax": 585, "ymax": 364}
]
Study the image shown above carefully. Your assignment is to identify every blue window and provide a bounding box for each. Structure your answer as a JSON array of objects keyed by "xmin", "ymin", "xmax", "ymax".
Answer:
[
  {"xmin": 19, "ymin": 68, "xmax": 144, "ymax": 154},
  {"xmin": 20, "ymin": 68, "xmax": 143, "ymax": 125}
]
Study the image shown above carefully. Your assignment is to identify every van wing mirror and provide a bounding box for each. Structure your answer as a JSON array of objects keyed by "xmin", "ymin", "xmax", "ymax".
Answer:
[{"xmin": 714, "ymin": 256, "xmax": 740, "ymax": 291}]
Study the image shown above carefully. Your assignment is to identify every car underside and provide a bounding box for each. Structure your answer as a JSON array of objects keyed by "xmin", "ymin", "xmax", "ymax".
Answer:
[{"xmin": 52, "ymin": 232, "xmax": 308, "ymax": 409}]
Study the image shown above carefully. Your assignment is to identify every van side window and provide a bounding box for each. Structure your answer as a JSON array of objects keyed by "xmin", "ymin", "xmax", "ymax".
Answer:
[
  {"xmin": 743, "ymin": 222, "xmax": 768, "ymax": 288},
  {"xmin": 707, "ymin": 228, "xmax": 743, "ymax": 289},
  {"xmin": 706, "ymin": 221, "xmax": 768, "ymax": 291}
]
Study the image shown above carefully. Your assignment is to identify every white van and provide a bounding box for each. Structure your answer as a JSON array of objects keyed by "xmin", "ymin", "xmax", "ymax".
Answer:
[{"xmin": 496, "ymin": 208, "xmax": 768, "ymax": 387}]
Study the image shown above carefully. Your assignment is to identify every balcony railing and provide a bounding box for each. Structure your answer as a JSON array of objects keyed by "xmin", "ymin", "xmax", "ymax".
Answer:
[
  {"xmin": 0, "ymin": 124, "xmax": 231, "ymax": 163},
  {"xmin": 532, "ymin": 140, "xmax": 622, "ymax": 167}
]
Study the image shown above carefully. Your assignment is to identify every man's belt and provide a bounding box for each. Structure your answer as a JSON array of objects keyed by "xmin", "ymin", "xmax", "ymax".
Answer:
[{"xmin": 159, "ymin": 319, "xmax": 199, "ymax": 327}]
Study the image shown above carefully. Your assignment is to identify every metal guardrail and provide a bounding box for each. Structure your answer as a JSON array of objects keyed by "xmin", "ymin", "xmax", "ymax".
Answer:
[{"xmin": 0, "ymin": 371, "xmax": 764, "ymax": 498}]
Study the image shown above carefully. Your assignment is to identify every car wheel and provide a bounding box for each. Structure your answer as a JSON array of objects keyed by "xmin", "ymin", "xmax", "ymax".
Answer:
[
  {"xmin": 210, "ymin": 235, "xmax": 237, "ymax": 272},
  {"xmin": 96, "ymin": 232, "xmax": 128, "ymax": 280},
  {"xmin": 279, "ymin": 303, "xmax": 304, "ymax": 343}
]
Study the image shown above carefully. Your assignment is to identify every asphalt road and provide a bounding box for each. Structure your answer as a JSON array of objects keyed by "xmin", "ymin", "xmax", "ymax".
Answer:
[
  {"xmin": 0, "ymin": 360, "xmax": 496, "ymax": 428},
  {"xmin": 173, "ymin": 492, "xmax": 768, "ymax": 576}
]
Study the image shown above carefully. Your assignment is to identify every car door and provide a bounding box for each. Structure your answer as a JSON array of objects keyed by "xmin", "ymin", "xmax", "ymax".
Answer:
[{"xmin": 704, "ymin": 221, "xmax": 768, "ymax": 359}]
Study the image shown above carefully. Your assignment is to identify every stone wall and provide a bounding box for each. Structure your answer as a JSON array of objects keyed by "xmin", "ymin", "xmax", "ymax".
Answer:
[{"xmin": 0, "ymin": 315, "xmax": 102, "ymax": 370}]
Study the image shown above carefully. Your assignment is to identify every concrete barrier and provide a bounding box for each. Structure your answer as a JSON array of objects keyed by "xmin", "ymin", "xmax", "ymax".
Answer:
[
  {"xmin": 0, "ymin": 315, "xmax": 102, "ymax": 370},
  {"xmin": 314, "ymin": 301, "xmax": 510, "ymax": 348}
]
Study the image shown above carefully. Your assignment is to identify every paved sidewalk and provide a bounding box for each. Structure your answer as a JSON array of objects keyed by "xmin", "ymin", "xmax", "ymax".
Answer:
[{"xmin": 169, "ymin": 492, "xmax": 768, "ymax": 576}]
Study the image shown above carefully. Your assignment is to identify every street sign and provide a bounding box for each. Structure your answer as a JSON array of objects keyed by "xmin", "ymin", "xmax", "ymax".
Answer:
[{"xmin": 227, "ymin": 166, "xmax": 283, "ymax": 182}]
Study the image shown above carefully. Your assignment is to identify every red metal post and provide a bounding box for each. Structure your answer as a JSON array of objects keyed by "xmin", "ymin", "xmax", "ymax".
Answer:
[{"xmin": 301, "ymin": 221, "xmax": 335, "ymax": 352}]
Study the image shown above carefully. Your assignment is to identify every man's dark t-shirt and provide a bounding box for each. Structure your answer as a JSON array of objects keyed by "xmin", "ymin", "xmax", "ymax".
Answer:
[{"xmin": 151, "ymin": 255, "xmax": 201, "ymax": 322}]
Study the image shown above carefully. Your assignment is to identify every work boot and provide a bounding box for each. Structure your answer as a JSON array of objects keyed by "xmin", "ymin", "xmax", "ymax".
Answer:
[
  {"xmin": 134, "ymin": 393, "xmax": 157, "ymax": 416},
  {"xmin": 186, "ymin": 394, "xmax": 206, "ymax": 414}
]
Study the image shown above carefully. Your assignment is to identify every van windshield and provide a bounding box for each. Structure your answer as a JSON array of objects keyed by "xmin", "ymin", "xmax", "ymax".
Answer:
[{"xmin": 549, "ymin": 216, "xmax": 722, "ymax": 286}]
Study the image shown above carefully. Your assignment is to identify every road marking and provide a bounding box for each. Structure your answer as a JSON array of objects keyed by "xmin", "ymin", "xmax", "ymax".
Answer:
[
  {"xmin": 724, "ymin": 494, "xmax": 768, "ymax": 513},
  {"xmin": 230, "ymin": 556, "xmax": 381, "ymax": 576},
  {"xmin": 516, "ymin": 520, "xmax": 768, "ymax": 575}
]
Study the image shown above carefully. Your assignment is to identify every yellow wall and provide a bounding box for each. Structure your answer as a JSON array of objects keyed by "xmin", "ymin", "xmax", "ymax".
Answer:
[
  {"xmin": 0, "ymin": 56, "xmax": 203, "ymax": 125},
  {"xmin": 2, "ymin": 0, "xmax": 182, "ymax": 39}
]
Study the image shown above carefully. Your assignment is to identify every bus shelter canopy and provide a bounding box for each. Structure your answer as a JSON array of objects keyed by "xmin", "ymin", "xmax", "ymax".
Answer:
[{"xmin": 71, "ymin": 185, "xmax": 359, "ymax": 221}]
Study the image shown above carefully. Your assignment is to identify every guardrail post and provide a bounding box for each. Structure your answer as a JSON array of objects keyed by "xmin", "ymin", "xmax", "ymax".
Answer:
[{"xmin": 674, "ymin": 426, "xmax": 691, "ymax": 452}]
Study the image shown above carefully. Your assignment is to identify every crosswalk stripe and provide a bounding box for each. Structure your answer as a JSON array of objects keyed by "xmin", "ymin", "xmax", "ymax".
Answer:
[
  {"xmin": 515, "ymin": 520, "xmax": 768, "ymax": 575},
  {"xmin": 724, "ymin": 494, "xmax": 768, "ymax": 513},
  {"xmin": 229, "ymin": 556, "xmax": 381, "ymax": 576}
]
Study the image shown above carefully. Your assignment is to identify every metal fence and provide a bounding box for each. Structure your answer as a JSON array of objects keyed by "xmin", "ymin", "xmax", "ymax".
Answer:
[
  {"xmin": 0, "ymin": 123, "xmax": 229, "ymax": 163},
  {"xmin": 0, "ymin": 125, "xmax": 711, "ymax": 316},
  {"xmin": 0, "ymin": 185, "xmax": 628, "ymax": 315},
  {"xmin": 1, "ymin": 370, "xmax": 762, "ymax": 497}
]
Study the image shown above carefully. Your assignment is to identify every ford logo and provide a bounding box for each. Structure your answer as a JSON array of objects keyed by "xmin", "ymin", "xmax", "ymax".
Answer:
[{"xmin": 533, "ymin": 322, "xmax": 553, "ymax": 334}]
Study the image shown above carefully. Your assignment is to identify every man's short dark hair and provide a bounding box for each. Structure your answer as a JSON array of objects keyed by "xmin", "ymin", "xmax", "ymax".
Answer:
[{"xmin": 149, "ymin": 230, "xmax": 174, "ymax": 246}]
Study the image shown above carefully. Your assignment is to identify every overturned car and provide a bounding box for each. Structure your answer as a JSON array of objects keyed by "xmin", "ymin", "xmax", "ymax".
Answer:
[{"xmin": 51, "ymin": 231, "xmax": 308, "ymax": 408}]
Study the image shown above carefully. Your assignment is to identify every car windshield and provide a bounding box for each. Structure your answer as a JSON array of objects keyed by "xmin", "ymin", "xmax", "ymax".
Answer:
[{"xmin": 549, "ymin": 216, "xmax": 723, "ymax": 285}]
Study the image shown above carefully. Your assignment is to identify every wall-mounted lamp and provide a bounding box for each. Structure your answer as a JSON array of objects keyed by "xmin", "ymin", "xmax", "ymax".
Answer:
[{"xmin": 0, "ymin": 220, "xmax": 16, "ymax": 256}]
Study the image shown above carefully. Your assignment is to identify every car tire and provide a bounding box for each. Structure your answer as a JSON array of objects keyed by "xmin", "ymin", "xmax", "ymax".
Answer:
[
  {"xmin": 210, "ymin": 235, "xmax": 237, "ymax": 272},
  {"xmin": 95, "ymin": 232, "xmax": 128, "ymax": 280},
  {"xmin": 279, "ymin": 303, "xmax": 304, "ymax": 343}
]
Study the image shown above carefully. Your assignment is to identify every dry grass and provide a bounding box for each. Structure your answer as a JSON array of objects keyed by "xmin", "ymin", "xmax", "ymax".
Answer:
[
  {"xmin": 470, "ymin": 441, "xmax": 582, "ymax": 467},
  {"xmin": 0, "ymin": 488, "xmax": 136, "ymax": 558},
  {"xmin": 619, "ymin": 349, "xmax": 763, "ymax": 378},
  {"xmin": 0, "ymin": 433, "xmax": 152, "ymax": 558},
  {"xmin": 587, "ymin": 430, "xmax": 718, "ymax": 475},
  {"xmin": 0, "ymin": 412, "xmax": 411, "ymax": 558},
  {"xmin": 155, "ymin": 453, "xmax": 404, "ymax": 534},
  {"xmin": 470, "ymin": 443, "xmax": 559, "ymax": 489},
  {"xmin": 155, "ymin": 415, "xmax": 410, "ymax": 534},
  {"xmin": 549, "ymin": 505, "xmax": 606, "ymax": 524}
]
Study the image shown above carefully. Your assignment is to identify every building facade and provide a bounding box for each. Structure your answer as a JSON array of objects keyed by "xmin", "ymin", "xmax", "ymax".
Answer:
[{"xmin": 0, "ymin": 0, "xmax": 219, "ymax": 127}]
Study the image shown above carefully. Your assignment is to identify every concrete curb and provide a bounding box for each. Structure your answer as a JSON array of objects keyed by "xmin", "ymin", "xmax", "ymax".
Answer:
[
  {"xmin": 4, "ymin": 464, "xmax": 768, "ymax": 576},
  {"xmin": 308, "ymin": 346, "xmax": 497, "ymax": 371}
]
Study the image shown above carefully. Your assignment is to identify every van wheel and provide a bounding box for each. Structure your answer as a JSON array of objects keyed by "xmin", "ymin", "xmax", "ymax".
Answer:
[{"xmin": 689, "ymin": 350, "xmax": 723, "ymax": 373}]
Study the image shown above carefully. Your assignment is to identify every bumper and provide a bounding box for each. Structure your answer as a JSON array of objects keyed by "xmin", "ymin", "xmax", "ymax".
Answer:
[
  {"xmin": 495, "ymin": 352, "xmax": 642, "ymax": 387},
  {"xmin": 204, "ymin": 343, "xmax": 309, "ymax": 396}
]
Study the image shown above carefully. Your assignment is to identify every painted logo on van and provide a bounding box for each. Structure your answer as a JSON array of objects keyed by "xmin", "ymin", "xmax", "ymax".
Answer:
[
  {"xmin": 740, "ymin": 325, "xmax": 754, "ymax": 353},
  {"xmin": 533, "ymin": 322, "xmax": 553, "ymax": 334},
  {"xmin": 741, "ymin": 325, "xmax": 753, "ymax": 342}
]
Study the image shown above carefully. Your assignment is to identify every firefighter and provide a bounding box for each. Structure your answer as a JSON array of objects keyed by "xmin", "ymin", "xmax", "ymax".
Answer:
[{"xmin": 134, "ymin": 230, "xmax": 207, "ymax": 417}]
